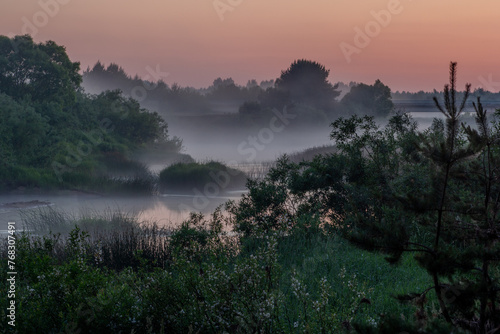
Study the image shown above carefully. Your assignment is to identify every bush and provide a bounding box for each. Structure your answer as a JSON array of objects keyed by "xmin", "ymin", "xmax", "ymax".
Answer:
[{"xmin": 159, "ymin": 161, "xmax": 246, "ymax": 193}]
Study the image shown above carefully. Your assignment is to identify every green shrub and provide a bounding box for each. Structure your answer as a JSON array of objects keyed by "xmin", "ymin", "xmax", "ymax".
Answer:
[
  {"xmin": 159, "ymin": 160, "xmax": 246, "ymax": 192},
  {"xmin": 0, "ymin": 165, "xmax": 59, "ymax": 189}
]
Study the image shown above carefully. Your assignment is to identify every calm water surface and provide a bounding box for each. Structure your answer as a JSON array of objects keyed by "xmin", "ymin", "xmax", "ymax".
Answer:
[{"xmin": 0, "ymin": 191, "xmax": 243, "ymax": 233}]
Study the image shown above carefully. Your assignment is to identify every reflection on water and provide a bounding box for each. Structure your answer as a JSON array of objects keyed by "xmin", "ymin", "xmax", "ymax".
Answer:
[{"xmin": 0, "ymin": 191, "xmax": 242, "ymax": 233}]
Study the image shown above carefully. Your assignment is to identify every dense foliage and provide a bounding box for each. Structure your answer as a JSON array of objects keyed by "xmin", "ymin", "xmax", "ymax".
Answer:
[
  {"xmin": 0, "ymin": 35, "xmax": 81, "ymax": 106},
  {"xmin": 273, "ymin": 59, "xmax": 341, "ymax": 110},
  {"xmin": 340, "ymin": 80, "xmax": 394, "ymax": 117},
  {"xmin": 0, "ymin": 35, "xmax": 181, "ymax": 192}
]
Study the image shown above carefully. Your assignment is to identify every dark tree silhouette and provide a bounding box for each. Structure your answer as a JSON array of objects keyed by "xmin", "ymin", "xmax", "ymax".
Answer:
[
  {"xmin": 341, "ymin": 79, "xmax": 394, "ymax": 116},
  {"xmin": 274, "ymin": 59, "xmax": 340, "ymax": 109}
]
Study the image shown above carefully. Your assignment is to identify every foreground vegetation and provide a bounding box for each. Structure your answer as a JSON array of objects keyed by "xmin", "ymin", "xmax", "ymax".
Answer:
[{"xmin": 1, "ymin": 209, "xmax": 429, "ymax": 333}]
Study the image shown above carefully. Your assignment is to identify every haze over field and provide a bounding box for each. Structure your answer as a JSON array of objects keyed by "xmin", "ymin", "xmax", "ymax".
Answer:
[{"xmin": 2, "ymin": 0, "xmax": 500, "ymax": 92}]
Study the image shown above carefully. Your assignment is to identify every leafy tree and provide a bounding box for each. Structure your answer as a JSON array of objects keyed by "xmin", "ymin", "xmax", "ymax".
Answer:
[
  {"xmin": 258, "ymin": 87, "xmax": 291, "ymax": 110},
  {"xmin": 246, "ymin": 79, "xmax": 258, "ymax": 88},
  {"xmin": 273, "ymin": 59, "xmax": 340, "ymax": 109},
  {"xmin": 212, "ymin": 77, "xmax": 235, "ymax": 89},
  {"xmin": 207, "ymin": 77, "xmax": 245, "ymax": 101},
  {"xmin": 0, "ymin": 36, "xmax": 181, "ymax": 191},
  {"xmin": 90, "ymin": 90, "xmax": 168, "ymax": 145},
  {"xmin": 0, "ymin": 93, "xmax": 50, "ymax": 166},
  {"xmin": 83, "ymin": 62, "xmax": 214, "ymax": 114},
  {"xmin": 82, "ymin": 62, "xmax": 133, "ymax": 95},
  {"xmin": 340, "ymin": 79, "xmax": 394, "ymax": 117},
  {"xmin": 259, "ymin": 79, "xmax": 274, "ymax": 90},
  {"xmin": 0, "ymin": 35, "xmax": 81, "ymax": 106}
]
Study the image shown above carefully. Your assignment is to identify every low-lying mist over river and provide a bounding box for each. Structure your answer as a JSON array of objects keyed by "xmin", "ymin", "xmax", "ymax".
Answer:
[
  {"xmin": 166, "ymin": 107, "xmax": 489, "ymax": 163},
  {"xmin": 1, "ymin": 109, "xmax": 488, "ymax": 235}
]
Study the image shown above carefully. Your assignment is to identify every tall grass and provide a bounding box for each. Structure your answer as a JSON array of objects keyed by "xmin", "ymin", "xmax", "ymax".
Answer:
[
  {"xmin": 94, "ymin": 153, "xmax": 157, "ymax": 194},
  {"xmin": 0, "ymin": 165, "xmax": 60, "ymax": 190},
  {"xmin": 229, "ymin": 161, "xmax": 275, "ymax": 180},
  {"xmin": 20, "ymin": 207, "xmax": 172, "ymax": 270}
]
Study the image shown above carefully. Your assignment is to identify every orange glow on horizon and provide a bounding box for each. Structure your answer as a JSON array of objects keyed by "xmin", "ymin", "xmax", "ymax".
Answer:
[{"xmin": 1, "ymin": 0, "xmax": 499, "ymax": 92}]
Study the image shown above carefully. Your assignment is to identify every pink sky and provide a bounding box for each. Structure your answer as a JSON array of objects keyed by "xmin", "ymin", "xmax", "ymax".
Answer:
[{"xmin": 1, "ymin": 0, "xmax": 500, "ymax": 92}]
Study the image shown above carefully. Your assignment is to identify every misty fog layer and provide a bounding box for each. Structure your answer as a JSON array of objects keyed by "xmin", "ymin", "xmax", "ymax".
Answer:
[
  {"xmin": 167, "ymin": 119, "xmax": 333, "ymax": 163},
  {"xmin": 81, "ymin": 61, "xmax": 499, "ymax": 165},
  {"xmin": 2, "ymin": 39, "xmax": 499, "ymax": 237}
]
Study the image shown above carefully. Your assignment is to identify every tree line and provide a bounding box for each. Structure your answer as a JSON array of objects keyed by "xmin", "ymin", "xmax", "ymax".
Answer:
[{"xmin": 83, "ymin": 59, "xmax": 396, "ymax": 122}]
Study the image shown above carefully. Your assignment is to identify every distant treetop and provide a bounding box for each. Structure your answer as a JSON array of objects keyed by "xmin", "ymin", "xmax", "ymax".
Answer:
[{"xmin": 274, "ymin": 59, "xmax": 340, "ymax": 109}]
